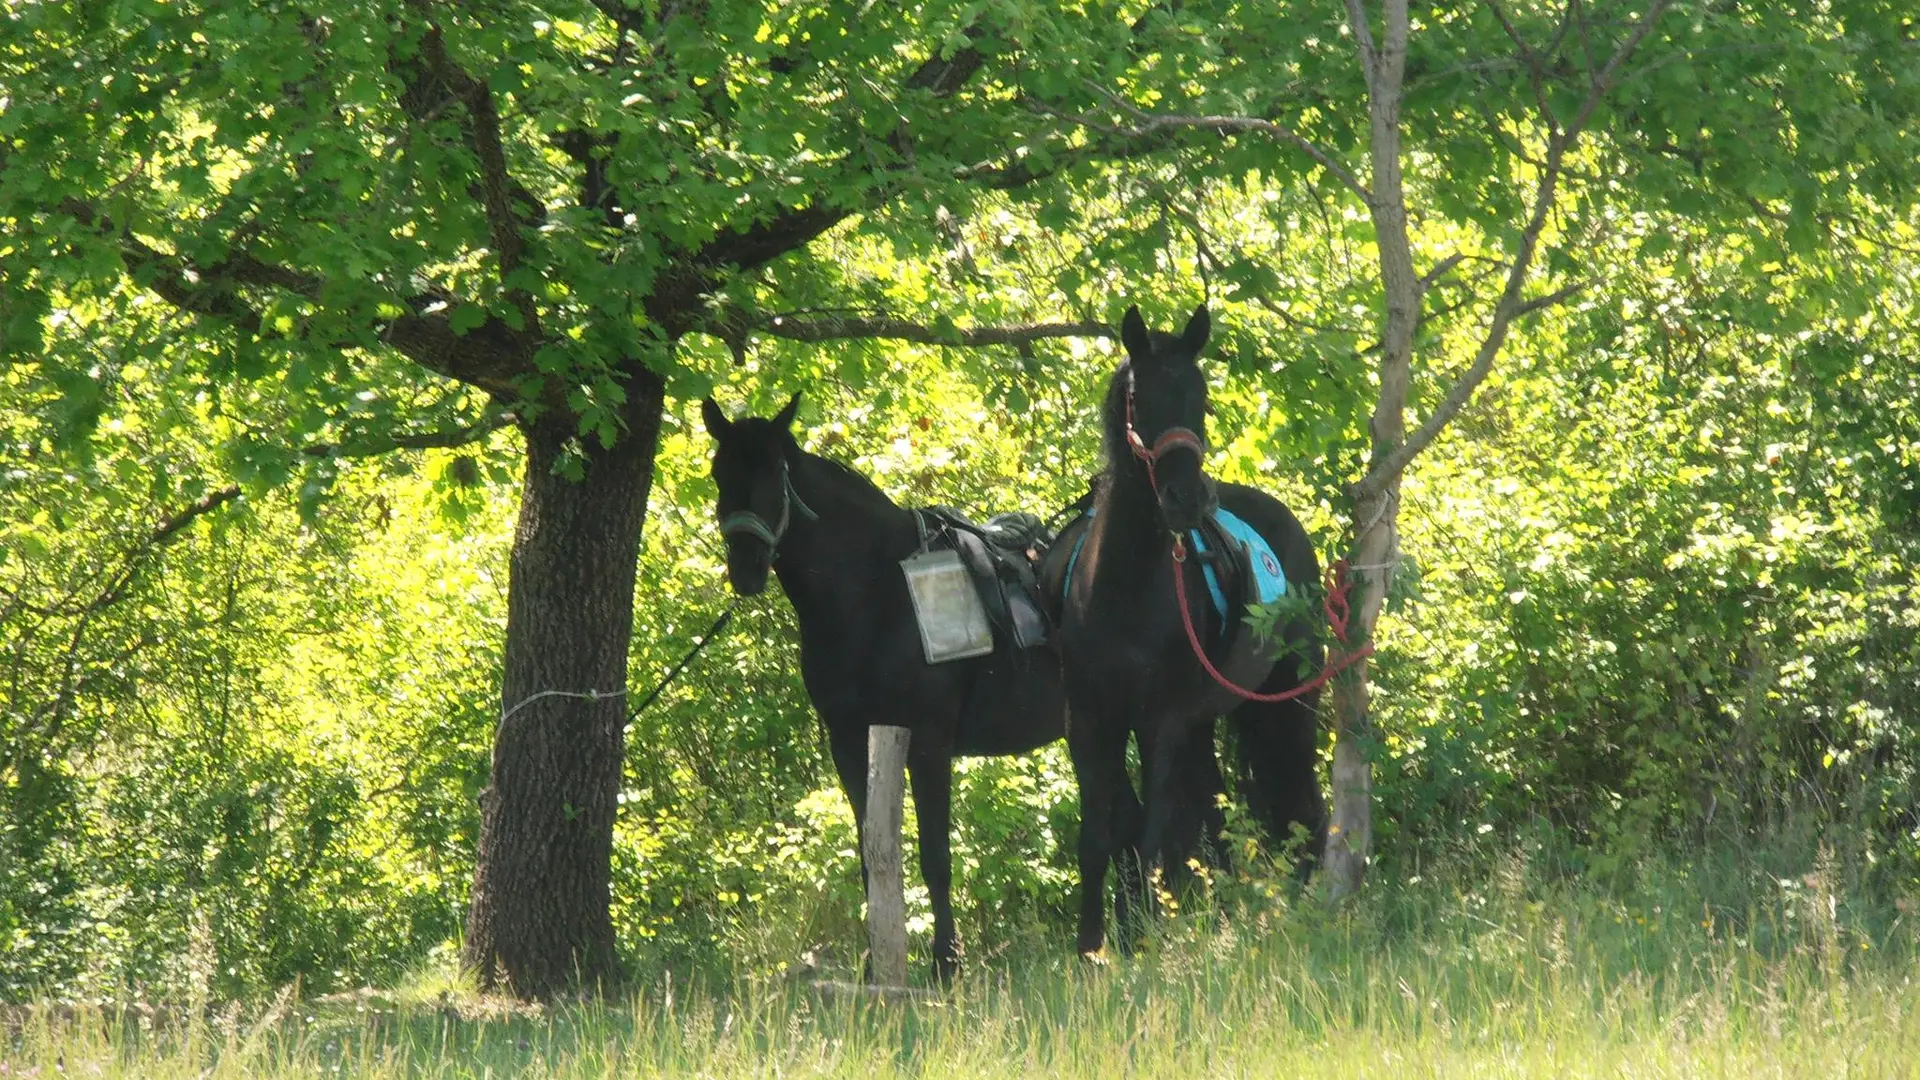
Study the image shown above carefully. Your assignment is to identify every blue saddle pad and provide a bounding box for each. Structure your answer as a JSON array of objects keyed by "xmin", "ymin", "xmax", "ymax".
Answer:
[
  {"xmin": 1190, "ymin": 507, "xmax": 1288, "ymax": 616},
  {"xmin": 1062, "ymin": 506, "xmax": 1287, "ymax": 624}
]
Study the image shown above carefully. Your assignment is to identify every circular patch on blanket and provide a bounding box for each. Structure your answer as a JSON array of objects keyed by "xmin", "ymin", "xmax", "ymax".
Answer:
[{"xmin": 1260, "ymin": 550, "xmax": 1281, "ymax": 578}]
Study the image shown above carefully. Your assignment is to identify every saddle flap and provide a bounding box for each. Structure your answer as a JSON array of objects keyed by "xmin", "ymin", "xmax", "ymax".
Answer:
[
  {"xmin": 948, "ymin": 527, "xmax": 1051, "ymax": 650},
  {"xmin": 1212, "ymin": 507, "xmax": 1287, "ymax": 605},
  {"xmin": 979, "ymin": 510, "xmax": 1051, "ymax": 552}
]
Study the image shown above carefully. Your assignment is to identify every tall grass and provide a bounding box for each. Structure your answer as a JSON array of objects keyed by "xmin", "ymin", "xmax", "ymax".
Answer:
[{"xmin": 6, "ymin": 842, "xmax": 1916, "ymax": 1078}]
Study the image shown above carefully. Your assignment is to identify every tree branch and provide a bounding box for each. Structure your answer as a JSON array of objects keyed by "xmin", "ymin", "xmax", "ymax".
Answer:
[
  {"xmin": 902, "ymin": 27, "xmax": 986, "ymax": 94},
  {"xmin": 13, "ymin": 406, "xmax": 511, "ymax": 635},
  {"xmin": 1511, "ymin": 277, "xmax": 1588, "ymax": 317},
  {"xmin": 300, "ymin": 411, "xmax": 517, "ymax": 459},
  {"xmin": 635, "ymin": 26, "xmax": 999, "ymax": 336},
  {"xmin": 144, "ymin": 486, "xmax": 244, "ymax": 549},
  {"xmin": 748, "ymin": 313, "xmax": 1112, "ymax": 347},
  {"xmin": 380, "ymin": 311, "xmax": 540, "ymax": 398},
  {"xmin": 1418, "ymin": 252, "xmax": 1467, "ymax": 292},
  {"xmin": 59, "ymin": 197, "xmax": 534, "ymax": 397},
  {"xmin": 1032, "ymin": 87, "xmax": 1371, "ymax": 203},
  {"xmin": 24, "ymin": 485, "xmax": 236, "ymax": 739},
  {"xmin": 676, "ymin": 25, "xmax": 991, "ymax": 279},
  {"xmin": 951, "ymin": 120, "xmax": 1183, "ymax": 190},
  {"xmin": 686, "ymin": 203, "xmax": 851, "ymax": 282},
  {"xmin": 1344, "ymin": 0, "xmax": 1380, "ymax": 84},
  {"xmin": 1354, "ymin": 0, "xmax": 1671, "ymax": 500},
  {"xmin": 59, "ymin": 199, "xmax": 272, "ymax": 336},
  {"xmin": 637, "ymin": 9, "xmax": 1210, "ymax": 338},
  {"xmin": 412, "ymin": 22, "xmax": 543, "ymax": 335},
  {"xmin": 46, "ymin": 485, "xmax": 243, "ymax": 642},
  {"xmin": 1484, "ymin": 0, "xmax": 1560, "ymax": 137}
]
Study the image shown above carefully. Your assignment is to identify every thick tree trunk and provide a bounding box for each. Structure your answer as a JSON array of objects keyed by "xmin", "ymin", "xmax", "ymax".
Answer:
[{"xmin": 463, "ymin": 369, "xmax": 666, "ymax": 998}]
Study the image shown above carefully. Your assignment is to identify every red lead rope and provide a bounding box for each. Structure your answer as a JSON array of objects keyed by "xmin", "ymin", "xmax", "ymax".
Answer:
[{"xmin": 1171, "ymin": 545, "xmax": 1376, "ymax": 703}]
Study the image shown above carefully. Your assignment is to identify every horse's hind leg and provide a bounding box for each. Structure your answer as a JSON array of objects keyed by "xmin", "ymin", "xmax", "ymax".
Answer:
[
  {"xmin": 1229, "ymin": 694, "xmax": 1327, "ymax": 876},
  {"xmin": 1108, "ymin": 764, "xmax": 1147, "ymax": 951},
  {"xmin": 1134, "ymin": 720, "xmax": 1192, "ymax": 913},
  {"xmin": 1177, "ymin": 723, "xmax": 1232, "ymax": 875},
  {"xmin": 907, "ymin": 748, "xmax": 960, "ymax": 983}
]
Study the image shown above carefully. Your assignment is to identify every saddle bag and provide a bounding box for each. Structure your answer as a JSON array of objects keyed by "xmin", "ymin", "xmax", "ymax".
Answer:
[
  {"xmin": 900, "ymin": 546, "xmax": 996, "ymax": 664},
  {"xmin": 900, "ymin": 508, "xmax": 1056, "ymax": 664}
]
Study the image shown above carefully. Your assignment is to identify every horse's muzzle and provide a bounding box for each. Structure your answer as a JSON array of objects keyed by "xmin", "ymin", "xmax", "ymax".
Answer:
[{"xmin": 725, "ymin": 543, "xmax": 773, "ymax": 597}]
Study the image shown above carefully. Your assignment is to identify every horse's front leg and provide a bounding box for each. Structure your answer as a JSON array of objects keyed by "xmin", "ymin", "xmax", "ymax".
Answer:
[
  {"xmin": 1108, "ymin": 754, "xmax": 1147, "ymax": 950},
  {"xmin": 826, "ymin": 723, "xmax": 872, "ymax": 974},
  {"xmin": 1066, "ymin": 704, "xmax": 1127, "ymax": 958},
  {"xmin": 907, "ymin": 747, "xmax": 960, "ymax": 983},
  {"xmin": 1230, "ymin": 691, "xmax": 1328, "ymax": 879},
  {"xmin": 1179, "ymin": 721, "xmax": 1231, "ymax": 875}
]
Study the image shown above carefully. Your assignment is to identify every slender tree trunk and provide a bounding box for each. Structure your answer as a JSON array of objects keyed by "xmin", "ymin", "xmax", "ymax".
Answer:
[
  {"xmin": 1325, "ymin": 486, "xmax": 1400, "ymax": 899},
  {"xmin": 1322, "ymin": 0, "xmax": 1667, "ymax": 900},
  {"xmin": 1326, "ymin": 0, "xmax": 1416, "ymax": 901},
  {"xmin": 463, "ymin": 369, "xmax": 667, "ymax": 998}
]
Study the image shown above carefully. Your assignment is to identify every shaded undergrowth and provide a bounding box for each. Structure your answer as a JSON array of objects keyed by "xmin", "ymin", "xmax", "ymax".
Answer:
[{"xmin": 6, "ymin": 839, "xmax": 1916, "ymax": 1078}]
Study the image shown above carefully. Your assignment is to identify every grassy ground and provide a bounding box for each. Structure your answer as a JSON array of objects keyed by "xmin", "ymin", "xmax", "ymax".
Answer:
[{"xmin": 6, "ymin": 847, "xmax": 1917, "ymax": 1078}]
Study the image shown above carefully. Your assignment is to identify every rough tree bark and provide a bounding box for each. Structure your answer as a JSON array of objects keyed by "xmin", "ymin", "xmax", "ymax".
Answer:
[{"xmin": 462, "ymin": 370, "xmax": 667, "ymax": 997}]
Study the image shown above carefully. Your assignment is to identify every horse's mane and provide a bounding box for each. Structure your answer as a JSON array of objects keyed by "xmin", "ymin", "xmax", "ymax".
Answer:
[
  {"xmin": 784, "ymin": 430, "xmax": 902, "ymax": 513},
  {"xmin": 1099, "ymin": 360, "xmax": 1135, "ymax": 470}
]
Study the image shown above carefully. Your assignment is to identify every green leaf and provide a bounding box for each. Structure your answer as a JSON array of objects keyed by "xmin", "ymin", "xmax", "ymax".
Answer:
[{"xmin": 449, "ymin": 305, "xmax": 487, "ymax": 335}]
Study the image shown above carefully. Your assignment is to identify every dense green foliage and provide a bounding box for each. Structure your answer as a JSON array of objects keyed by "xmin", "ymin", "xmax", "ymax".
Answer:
[
  {"xmin": 4, "ymin": 0, "xmax": 1919, "ymax": 1008},
  {"xmin": 1374, "ymin": 209, "xmax": 1920, "ymax": 868}
]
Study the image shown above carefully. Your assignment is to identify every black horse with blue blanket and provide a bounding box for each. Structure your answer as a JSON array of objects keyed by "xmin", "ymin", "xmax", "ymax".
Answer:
[{"xmin": 1050, "ymin": 304, "xmax": 1328, "ymax": 959}]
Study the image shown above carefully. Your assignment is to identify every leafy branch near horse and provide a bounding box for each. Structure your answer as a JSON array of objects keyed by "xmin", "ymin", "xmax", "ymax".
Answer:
[{"xmin": 1351, "ymin": 0, "xmax": 1676, "ymax": 504}]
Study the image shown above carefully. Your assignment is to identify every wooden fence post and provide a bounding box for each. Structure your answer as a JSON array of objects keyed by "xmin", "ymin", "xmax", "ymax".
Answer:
[{"xmin": 863, "ymin": 725, "xmax": 911, "ymax": 988}]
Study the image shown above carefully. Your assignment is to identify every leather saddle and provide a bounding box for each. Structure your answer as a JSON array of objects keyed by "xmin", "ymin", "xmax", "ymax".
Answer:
[{"xmin": 918, "ymin": 507, "xmax": 1055, "ymax": 651}]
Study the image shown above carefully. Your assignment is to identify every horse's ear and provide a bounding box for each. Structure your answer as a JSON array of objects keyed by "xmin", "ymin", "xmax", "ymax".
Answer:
[
  {"xmin": 1120, "ymin": 305, "xmax": 1151, "ymax": 361},
  {"xmin": 774, "ymin": 390, "xmax": 803, "ymax": 430},
  {"xmin": 1180, "ymin": 304, "xmax": 1211, "ymax": 354},
  {"xmin": 701, "ymin": 397, "xmax": 730, "ymax": 438}
]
